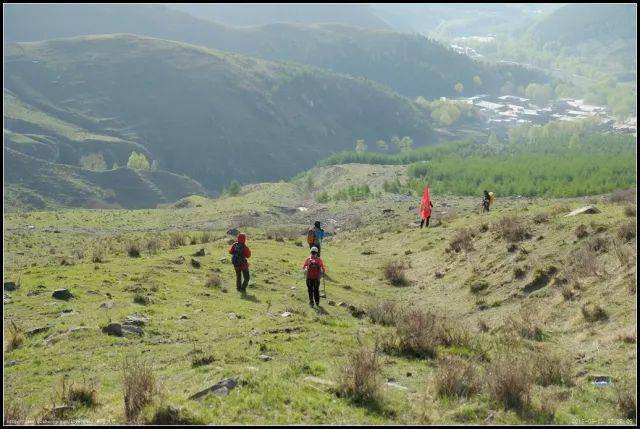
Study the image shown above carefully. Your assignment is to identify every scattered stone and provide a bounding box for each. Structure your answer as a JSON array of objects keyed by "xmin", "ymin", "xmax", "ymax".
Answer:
[
  {"xmin": 227, "ymin": 312, "xmax": 239, "ymax": 320},
  {"xmin": 348, "ymin": 305, "xmax": 366, "ymax": 319},
  {"xmin": 338, "ymin": 302, "xmax": 348, "ymax": 308},
  {"xmin": 99, "ymin": 301, "xmax": 114, "ymax": 309},
  {"xmin": 565, "ymin": 205, "xmax": 600, "ymax": 217},
  {"xmin": 435, "ymin": 271, "xmax": 445, "ymax": 279},
  {"xmin": 193, "ymin": 248, "xmax": 205, "ymax": 257},
  {"xmin": 6, "ymin": 360, "xmax": 18, "ymax": 367},
  {"xmin": 191, "ymin": 258, "xmax": 201, "ymax": 268},
  {"xmin": 101, "ymin": 322, "xmax": 123, "ymax": 336},
  {"xmin": 52, "ymin": 289, "xmax": 73, "ymax": 300},
  {"xmin": 179, "ymin": 315, "xmax": 189, "ymax": 320},
  {"xmin": 26, "ymin": 325, "xmax": 51, "ymax": 337},
  {"xmin": 219, "ymin": 257, "xmax": 229, "ymax": 263},
  {"xmin": 328, "ymin": 300, "xmax": 336, "ymax": 306},
  {"xmin": 281, "ymin": 312, "xmax": 292, "ymax": 318},
  {"xmin": 122, "ymin": 315, "xmax": 148, "ymax": 326},
  {"xmin": 121, "ymin": 324, "xmax": 144, "ymax": 336},
  {"xmin": 189, "ymin": 378, "xmax": 238, "ymax": 400},
  {"xmin": 51, "ymin": 405, "xmax": 73, "ymax": 417},
  {"xmin": 4, "ymin": 282, "xmax": 18, "ymax": 291},
  {"xmin": 3, "ymin": 293, "xmax": 11, "ymax": 304},
  {"xmin": 258, "ymin": 354, "xmax": 272, "ymax": 361},
  {"xmin": 173, "ymin": 256, "xmax": 185, "ymax": 265},
  {"xmin": 406, "ymin": 372, "xmax": 412, "ymax": 377},
  {"xmin": 386, "ymin": 382, "xmax": 408, "ymax": 391},
  {"xmin": 227, "ymin": 228, "xmax": 240, "ymax": 237}
]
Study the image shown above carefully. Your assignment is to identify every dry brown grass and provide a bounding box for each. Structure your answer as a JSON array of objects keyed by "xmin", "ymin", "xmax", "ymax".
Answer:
[
  {"xmin": 616, "ymin": 220, "xmax": 636, "ymax": 242},
  {"xmin": 532, "ymin": 349, "xmax": 573, "ymax": 386},
  {"xmin": 434, "ymin": 355, "xmax": 481, "ymax": 399},
  {"xmin": 532, "ymin": 212, "xmax": 550, "ymax": 224},
  {"xmin": 574, "ymin": 224, "xmax": 589, "ymax": 239},
  {"xmin": 122, "ymin": 354, "xmax": 158, "ymax": 422},
  {"xmin": 383, "ymin": 260, "xmax": 409, "ymax": 286},
  {"xmin": 91, "ymin": 246, "xmax": 106, "ymax": 263},
  {"xmin": 169, "ymin": 232, "xmax": 188, "ymax": 248},
  {"xmin": 145, "ymin": 238, "xmax": 162, "ymax": 255},
  {"xmin": 447, "ymin": 228, "xmax": 475, "ymax": 253},
  {"xmin": 3, "ymin": 403, "xmax": 29, "ymax": 425},
  {"xmin": 581, "ymin": 302, "xmax": 608, "ymax": 323},
  {"xmin": 367, "ymin": 301, "xmax": 402, "ymax": 326},
  {"xmin": 505, "ymin": 306, "xmax": 545, "ymax": 341},
  {"xmin": 616, "ymin": 330, "xmax": 636, "ymax": 344},
  {"xmin": 55, "ymin": 376, "xmax": 99, "ymax": 408},
  {"xmin": 494, "ymin": 216, "xmax": 531, "ymax": 242},
  {"xmin": 200, "ymin": 231, "xmax": 213, "ymax": 243},
  {"xmin": 624, "ymin": 205, "xmax": 636, "ymax": 217},
  {"xmin": 486, "ymin": 354, "xmax": 533, "ymax": 411},
  {"xmin": 614, "ymin": 378, "xmax": 637, "ymax": 422},
  {"xmin": 337, "ymin": 344, "xmax": 383, "ymax": 404},
  {"xmin": 5, "ymin": 321, "xmax": 24, "ymax": 352},
  {"xmin": 146, "ymin": 404, "xmax": 201, "ymax": 425},
  {"xmin": 205, "ymin": 273, "xmax": 223, "ymax": 289},
  {"xmin": 126, "ymin": 241, "xmax": 141, "ymax": 258},
  {"xmin": 608, "ymin": 189, "xmax": 636, "ymax": 204},
  {"xmin": 612, "ymin": 238, "xmax": 635, "ymax": 267},
  {"xmin": 550, "ymin": 204, "xmax": 572, "ymax": 215}
]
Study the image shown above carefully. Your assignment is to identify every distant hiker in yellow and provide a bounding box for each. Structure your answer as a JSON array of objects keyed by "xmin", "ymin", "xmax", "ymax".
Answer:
[{"xmin": 482, "ymin": 190, "xmax": 495, "ymax": 212}]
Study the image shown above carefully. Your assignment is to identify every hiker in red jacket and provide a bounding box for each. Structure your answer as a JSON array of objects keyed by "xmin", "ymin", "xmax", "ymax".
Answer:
[
  {"xmin": 420, "ymin": 184, "xmax": 433, "ymax": 228},
  {"xmin": 302, "ymin": 246, "xmax": 326, "ymax": 307},
  {"xmin": 229, "ymin": 233, "xmax": 251, "ymax": 292}
]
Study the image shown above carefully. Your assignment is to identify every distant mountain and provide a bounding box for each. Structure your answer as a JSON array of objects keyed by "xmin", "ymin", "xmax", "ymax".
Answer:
[
  {"xmin": 167, "ymin": 4, "xmax": 393, "ymax": 30},
  {"xmin": 4, "ymin": 4, "xmax": 548, "ymax": 99},
  {"xmin": 4, "ymin": 34, "xmax": 434, "ymax": 192},
  {"xmin": 4, "ymin": 147, "xmax": 206, "ymax": 211},
  {"xmin": 528, "ymin": 4, "xmax": 636, "ymax": 46}
]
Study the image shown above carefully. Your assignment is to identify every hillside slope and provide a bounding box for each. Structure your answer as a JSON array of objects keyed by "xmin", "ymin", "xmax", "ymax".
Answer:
[
  {"xmin": 4, "ymin": 34, "xmax": 434, "ymax": 190},
  {"xmin": 3, "ymin": 4, "xmax": 548, "ymax": 98},
  {"xmin": 3, "ymin": 163, "xmax": 636, "ymax": 424},
  {"xmin": 4, "ymin": 147, "xmax": 206, "ymax": 211}
]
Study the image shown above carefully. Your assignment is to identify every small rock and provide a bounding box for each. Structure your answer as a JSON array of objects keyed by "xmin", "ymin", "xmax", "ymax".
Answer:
[
  {"xmin": 6, "ymin": 360, "xmax": 18, "ymax": 367},
  {"xmin": 406, "ymin": 372, "xmax": 412, "ymax": 377},
  {"xmin": 434, "ymin": 271, "xmax": 445, "ymax": 278},
  {"xmin": 26, "ymin": 326, "xmax": 51, "ymax": 337},
  {"xmin": 193, "ymin": 248, "xmax": 205, "ymax": 257},
  {"xmin": 122, "ymin": 315, "xmax": 148, "ymax": 326},
  {"xmin": 258, "ymin": 354, "xmax": 272, "ymax": 361},
  {"xmin": 387, "ymin": 376, "xmax": 397, "ymax": 382},
  {"xmin": 52, "ymin": 289, "xmax": 73, "ymax": 300},
  {"xmin": 102, "ymin": 323, "xmax": 123, "ymax": 336},
  {"xmin": 4, "ymin": 282, "xmax": 18, "ymax": 291},
  {"xmin": 328, "ymin": 300, "xmax": 336, "ymax": 306},
  {"xmin": 3, "ymin": 293, "xmax": 11, "ymax": 304},
  {"xmin": 386, "ymin": 382, "xmax": 408, "ymax": 391},
  {"xmin": 173, "ymin": 256, "xmax": 185, "ymax": 265},
  {"xmin": 565, "ymin": 205, "xmax": 600, "ymax": 217},
  {"xmin": 189, "ymin": 378, "xmax": 238, "ymax": 400},
  {"xmin": 281, "ymin": 312, "xmax": 292, "ymax": 318},
  {"xmin": 99, "ymin": 300, "xmax": 114, "ymax": 309},
  {"xmin": 179, "ymin": 314, "xmax": 189, "ymax": 320},
  {"xmin": 338, "ymin": 302, "xmax": 348, "ymax": 308},
  {"xmin": 227, "ymin": 312, "xmax": 239, "ymax": 320},
  {"xmin": 191, "ymin": 258, "xmax": 201, "ymax": 268},
  {"xmin": 121, "ymin": 324, "xmax": 144, "ymax": 336}
]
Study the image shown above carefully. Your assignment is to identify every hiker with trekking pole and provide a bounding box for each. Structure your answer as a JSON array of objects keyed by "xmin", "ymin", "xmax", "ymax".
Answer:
[{"xmin": 302, "ymin": 246, "xmax": 326, "ymax": 308}]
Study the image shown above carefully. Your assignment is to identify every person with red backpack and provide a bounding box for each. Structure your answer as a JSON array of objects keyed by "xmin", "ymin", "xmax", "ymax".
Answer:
[
  {"xmin": 306, "ymin": 221, "xmax": 325, "ymax": 256},
  {"xmin": 228, "ymin": 232, "xmax": 251, "ymax": 292},
  {"xmin": 302, "ymin": 246, "xmax": 326, "ymax": 307}
]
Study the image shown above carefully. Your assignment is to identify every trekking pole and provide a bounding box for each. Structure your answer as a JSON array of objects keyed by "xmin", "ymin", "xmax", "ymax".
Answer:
[{"xmin": 321, "ymin": 273, "xmax": 326, "ymax": 298}]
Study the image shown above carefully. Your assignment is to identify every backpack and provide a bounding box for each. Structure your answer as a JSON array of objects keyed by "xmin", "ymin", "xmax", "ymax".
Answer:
[
  {"xmin": 231, "ymin": 243, "xmax": 246, "ymax": 266},
  {"xmin": 307, "ymin": 258, "xmax": 322, "ymax": 280},
  {"xmin": 489, "ymin": 192, "xmax": 496, "ymax": 206},
  {"xmin": 306, "ymin": 228, "xmax": 316, "ymax": 245}
]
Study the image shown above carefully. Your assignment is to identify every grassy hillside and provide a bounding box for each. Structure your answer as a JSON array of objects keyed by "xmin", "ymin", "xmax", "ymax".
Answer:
[
  {"xmin": 3, "ymin": 164, "xmax": 636, "ymax": 424},
  {"xmin": 3, "ymin": 4, "xmax": 548, "ymax": 98},
  {"xmin": 4, "ymin": 34, "xmax": 434, "ymax": 191},
  {"xmin": 4, "ymin": 148, "xmax": 206, "ymax": 211}
]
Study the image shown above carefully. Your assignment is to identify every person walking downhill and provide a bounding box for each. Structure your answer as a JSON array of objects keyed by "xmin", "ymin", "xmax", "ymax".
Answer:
[
  {"xmin": 307, "ymin": 221, "xmax": 325, "ymax": 256},
  {"xmin": 302, "ymin": 246, "xmax": 326, "ymax": 307},
  {"xmin": 229, "ymin": 232, "xmax": 251, "ymax": 292},
  {"xmin": 420, "ymin": 184, "xmax": 433, "ymax": 228}
]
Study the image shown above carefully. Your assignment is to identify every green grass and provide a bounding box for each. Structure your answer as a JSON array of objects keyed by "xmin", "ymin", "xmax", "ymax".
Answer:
[{"xmin": 3, "ymin": 165, "xmax": 636, "ymax": 424}]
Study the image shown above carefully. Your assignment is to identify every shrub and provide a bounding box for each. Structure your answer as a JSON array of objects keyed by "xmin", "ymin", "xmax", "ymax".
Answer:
[
  {"xmin": 190, "ymin": 236, "xmax": 198, "ymax": 245},
  {"xmin": 169, "ymin": 232, "xmax": 188, "ymax": 248},
  {"xmin": 122, "ymin": 354, "xmax": 158, "ymax": 422},
  {"xmin": 91, "ymin": 247, "xmax": 106, "ymax": 263},
  {"xmin": 574, "ymin": 224, "xmax": 589, "ymax": 239},
  {"xmin": 200, "ymin": 231, "xmax": 213, "ymax": 243},
  {"xmin": 367, "ymin": 301, "xmax": 401, "ymax": 326},
  {"xmin": 316, "ymin": 192, "xmax": 330, "ymax": 203},
  {"xmin": 486, "ymin": 355, "xmax": 533, "ymax": 411},
  {"xmin": 337, "ymin": 344, "xmax": 383, "ymax": 404},
  {"xmin": 57, "ymin": 377, "xmax": 98, "ymax": 408},
  {"xmin": 434, "ymin": 355, "xmax": 481, "ymax": 399},
  {"xmin": 513, "ymin": 266, "xmax": 528, "ymax": 279},
  {"xmin": 612, "ymin": 238, "xmax": 635, "ymax": 267},
  {"xmin": 608, "ymin": 189, "xmax": 636, "ymax": 204},
  {"xmin": 467, "ymin": 277, "xmax": 489, "ymax": 293},
  {"xmin": 384, "ymin": 260, "xmax": 408, "ymax": 286},
  {"xmin": 550, "ymin": 204, "xmax": 571, "ymax": 215},
  {"xmin": 616, "ymin": 221, "xmax": 636, "ymax": 242},
  {"xmin": 72, "ymin": 248, "xmax": 85, "ymax": 261},
  {"xmin": 506, "ymin": 307, "xmax": 544, "ymax": 341},
  {"xmin": 494, "ymin": 216, "xmax": 531, "ymax": 242},
  {"xmin": 614, "ymin": 379, "xmax": 637, "ymax": 421},
  {"xmin": 205, "ymin": 273, "xmax": 223, "ymax": 289},
  {"xmin": 624, "ymin": 205, "xmax": 636, "ymax": 217},
  {"xmin": 447, "ymin": 228, "xmax": 475, "ymax": 253},
  {"xmin": 581, "ymin": 303, "xmax": 608, "ymax": 322},
  {"xmin": 561, "ymin": 285, "xmax": 576, "ymax": 301},
  {"xmin": 3, "ymin": 403, "xmax": 29, "ymax": 425},
  {"xmin": 532, "ymin": 212, "xmax": 549, "ymax": 224},
  {"xmin": 146, "ymin": 405, "xmax": 201, "ymax": 425},
  {"xmin": 5, "ymin": 321, "xmax": 24, "ymax": 352},
  {"xmin": 133, "ymin": 294, "xmax": 151, "ymax": 305},
  {"xmin": 191, "ymin": 354, "xmax": 215, "ymax": 368},
  {"xmin": 145, "ymin": 238, "xmax": 162, "ymax": 255},
  {"xmin": 532, "ymin": 350, "xmax": 572, "ymax": 386},
  {"xmin": 126, "ymin": 242, "xmax": 141, "ymax": 258}
]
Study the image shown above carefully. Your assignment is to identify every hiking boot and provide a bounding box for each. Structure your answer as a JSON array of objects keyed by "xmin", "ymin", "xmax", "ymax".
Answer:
[{"xmin": 309, "ymin": 301, "xmax": 314, "ymax": 308}]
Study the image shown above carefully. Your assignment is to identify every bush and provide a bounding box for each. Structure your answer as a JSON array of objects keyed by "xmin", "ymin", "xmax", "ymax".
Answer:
[
  {"xmin": 447, "ymin": 228, "xmax": 475, "ymax": 253},
  {"xmin": 133, "ymin": 294, "xmax": 151, "ymax": 305},
  {"xmin": 506, "ymin": 307, "xmax": 544, "ymax": 341},
  {"xmin": 486, "ymin": 355, "xmax": 533, "ymax": 411},
  {"xmin": 205, "ymin": 273, "xmax": 223, "ymax": 289},
  {"xmin": 146, "ymin": 405, "xmax": 201, "ymax": 425},
  {"xmin": 145, "ymin": 238, "xmax": 162, "ymax": 255},
  {"xmin": 367, "ymin": 301, "xmax": 401, "ymax": 326},
  {"xmin": 434, "ymin": 355, "xmax": 481, "ymax": 399},
  {"xmin": 122, "ymin": 354, "xmax": 158, "ymax": 422},
  {"xmin": 57, "ymin": 377, "xmax": 98, "ymax": 408},
  {"xmin": 384, "ymin": 260, "xmax": 408, "ymax": 286},
  {"xmin": 5, "ymin": 321, "xmax": 24, "ymax": 352},
  {"xmin": 191, "ymin": 354, "xmax": 215, "ymax": 368},
  {"xmin": 467, "ymin": 277, "xmax": 489, "ymax": 293},
  {"xmin": 494, "ymin": 217, "xmax": 531, "ymax": 242},
  {"xmin": 200, "ymin": 231, "xmax": 213, "ymax": 243},
  {"xmin": 169, "ymin": 232, "xmax": 188, "ymax": 248},
  {"xmin": 532, "ymin": 212, "xmax": 550, "ymax": 224},
  {"xmin": 581, "ymin": 303, "xmax": 608, "ymax": 322},
  {"xmin": 513, "ymin": 266, "xmax": 528, "ymax": 279},
  {"xmin": 126, "ymin": 242, "xmax": 141, "ymax": 258},
  {"xmin": 624, "ymin": 205, "xmax": 636, "ymax": 217},
  {"xmin": 575, "ymin": 224, "xmax": 589, "ymax": 239},
  {"xmin": 315, "ymin": 192, "xmax": 330, "ymax": 203},
  {"xmin": 608, "ymin": 189, "xmax": 636, "ymax": 204},
  {"xmin": 91, "ymin": 247, "xmax": 106, "ymax": 263},
  {"xmin": 615, "ymin": 379, "xmax": 637, "ymax": 421},
  {"xmin": 532, "ymin": 350, "xmax": 572, "ymax": 386},
  {"xmin": 612, "ymin": 238, "xmax": 635, "ymax": 267},
  {"xmin": 616, "ymin": 221, "xmax": 636, "ymax": 242},
  {"xmin": 337, "ymin": 344, "xmax": 383, "ymax": 404}
]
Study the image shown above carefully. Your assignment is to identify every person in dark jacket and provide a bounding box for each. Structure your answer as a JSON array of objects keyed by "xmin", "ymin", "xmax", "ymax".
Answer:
[
  {"xmin": 308, "ymin": 221, "xmax": 325, "ymax": 256},
  {"xmin": 482, "ymin": 190, "xmax": 490, "ymax": 213},
  {"xmin": 229, "ymin": 233, "xmax": 251, "ymax": 292}
]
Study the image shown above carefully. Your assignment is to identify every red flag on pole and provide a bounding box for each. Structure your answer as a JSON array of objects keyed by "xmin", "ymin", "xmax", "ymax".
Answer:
[{"xmin": 420, "ymin": 186, "xmax": 431, "ymax": 219}]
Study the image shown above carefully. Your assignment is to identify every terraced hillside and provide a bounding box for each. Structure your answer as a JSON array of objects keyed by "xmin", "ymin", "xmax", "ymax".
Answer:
[{"xmin": 3, "ymin": 164, "xmax": 636, "ymax": 424}]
